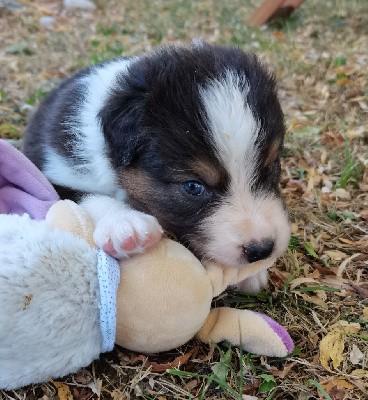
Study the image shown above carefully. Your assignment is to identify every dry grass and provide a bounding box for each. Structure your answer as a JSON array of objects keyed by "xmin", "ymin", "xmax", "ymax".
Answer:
[{"xmin": 0, "ymin": 0, "xmax": 367, "ymax": 398}]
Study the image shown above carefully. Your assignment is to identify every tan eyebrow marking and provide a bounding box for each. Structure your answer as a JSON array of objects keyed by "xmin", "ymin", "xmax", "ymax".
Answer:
[
  {"xmin": 263, "ymin": 138, "xmax": 282, "ymax": 167},
  {"xmin": 192, "ymin": 160, "xmax": 222, "ymax": 187}
]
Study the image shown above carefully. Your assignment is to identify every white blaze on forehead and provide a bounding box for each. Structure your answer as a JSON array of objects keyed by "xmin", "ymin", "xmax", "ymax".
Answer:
[
  {"xmin": 197, "ymin": 71, "xmax": 290, "ymax": 269},
  {"xmin": 199, "ymin": 70, "xmax": 260, "ymax": 186}
]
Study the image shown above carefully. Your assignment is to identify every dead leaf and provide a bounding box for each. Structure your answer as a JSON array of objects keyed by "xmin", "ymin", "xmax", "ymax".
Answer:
[
  {"xmin": 321, "ymin": 131, "xmax": 345, "ymax": 146},
  {"xmin": 324, "ymin": 250, "xmax": 347, "ymax": 261},
  {"xmin": 350, "ymin": 344, "xmax": 364, "ymax": 365},
  {"xmin": 284, "ymin": 178, "xmax": 304, "ymax": 193},
  {"xmin": 320, "ymin": 330, "xmax": 345, "ymax": 371},
  {"xmin": 337, "ymin": 77, "xmax": 350, "ymax": 85},
  {"xmin": 111, "ymin": 389, "xmax": 126, "ymax": 400},
  {"xmin": 51, "ymin": 381, "xmax": 73, "ymax": 400},
  {"xmin": 350, "ymin": 369, "xmax": 368, "ymax": 378},
  {"xmin": 272, "ymin": 31, "xmax": 286, "ymax": 40},
  {"xmin": 350, "ymin": 283, "xmax": 368, "ymax": 298},
  {"xmin": 320, "ymin": 378, "xmax": 354, "ymax": 400},
  {"xmin": 183, "ymin": 379, "xmax": 199, "ymax": 391},
  {"xmin": 0, "ymin": 122, "xmax": 22, "ymax": 138},
  {"xmin": 132, "ymin": 349, "xmax": 195, "ymax": 372},
  {"xmin": 23, "ymin": 294, "xmax": 33, "ymax": 310},
  {"xmin": 269, "ymin": 362, "xmax": 296, "ymax": 378},
  {"xmin": 345, "ymin": 126, "xmax": 366, "ymax": 139},
  {"xmin": 87, "ymin": 378, "xmax": 102, "ymax": 396},
  {"xmin": 319, "ymin": 321, "xmax": 361, "ymax": 370},
  {"xmin": 331, "ymin": 188, "xmax": 351, "ymax": 200},
  {"xmin": 337, "ymin": 253, "xmax": 362, "ymax": 276},
  {"xmin": 290, "ymin": 277, "xmax": 318, "ymax": 290},
  {"xmin": 295, "ymin": 292, "xmax": 328, "ymax": 309},
  {"xmin": 338, "ymin": 237, "xmax": 356, "ymax": 246},
  {"xmin": 197, "ymin": 342, "xmax": 215, "ymax": 361},
  {"xmin": 74, "ymin": 369, "xmax": 93, "ymax": 385},
  {"xmin": 72, "ymin": 387, "xmax": 93, "ymax": 400}
]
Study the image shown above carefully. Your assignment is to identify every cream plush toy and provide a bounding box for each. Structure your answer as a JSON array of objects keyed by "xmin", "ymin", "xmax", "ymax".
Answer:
[
  {"xmin": 0, "ymin": 140, "xmax": 293, "ymax": 390},
  {"xmin": 0, "ymin": 200, "xmax": 293, "ymax": 389}
]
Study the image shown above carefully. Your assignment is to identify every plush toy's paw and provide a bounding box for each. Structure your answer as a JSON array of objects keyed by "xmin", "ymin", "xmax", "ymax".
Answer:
[
  {"xmin": 94, "ymin": 209, "xmax": 163, "ymax": 259},
  {"xmin": 198, "ymin": 308, "xmax": 294, "ymax": 358},
  {"xmin": 254, "ymin": 312, "xmax": 294, "ymax": 357},
  {"xmin": 235, "ymin": 269, "xmax": 269, "ymax": 293}
]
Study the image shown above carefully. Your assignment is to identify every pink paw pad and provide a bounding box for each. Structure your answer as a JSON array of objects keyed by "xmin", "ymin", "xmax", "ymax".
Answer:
[
  {"xmin": 120, "ymin": 236, "xmax": 138, "ymax": 252},
  {"xmin": 103, "ymin": 239, "xmax": 118, "ymax": 256}
]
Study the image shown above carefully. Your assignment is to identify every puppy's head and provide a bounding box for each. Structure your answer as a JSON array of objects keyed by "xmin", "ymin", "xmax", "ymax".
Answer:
[{"xmin": 100, "ymin": 42, "xmax": 290, "ymax": 268}]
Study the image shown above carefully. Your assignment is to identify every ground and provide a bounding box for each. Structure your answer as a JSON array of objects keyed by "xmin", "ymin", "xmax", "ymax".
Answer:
[{"xmin": 0, "ymin": 0, "xmax": 367, "ymax": 399}]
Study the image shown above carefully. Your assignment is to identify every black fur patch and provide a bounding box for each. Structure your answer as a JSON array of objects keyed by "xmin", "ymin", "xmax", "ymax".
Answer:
[{"xmin": 23, "ymin": 43, "xmax": 285, "ymax": 254}]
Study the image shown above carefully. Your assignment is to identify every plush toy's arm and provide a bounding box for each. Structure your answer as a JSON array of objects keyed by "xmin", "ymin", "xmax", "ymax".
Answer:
[
  {"xmin": 203, "ymin": 259, "xmax": 275, "ymax": 297},
  {"xmin": 197, "ymin": 307, "xmax": 294, "ymax": 357},
  {"xmin": 46, "ymin": 200, "xmax": 96, "ymax": 247}
]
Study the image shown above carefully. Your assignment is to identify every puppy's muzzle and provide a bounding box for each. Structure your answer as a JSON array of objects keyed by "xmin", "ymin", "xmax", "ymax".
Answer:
[{"xmin": 243, "ymin": 239, "xmax": 274, "ymax": 263}]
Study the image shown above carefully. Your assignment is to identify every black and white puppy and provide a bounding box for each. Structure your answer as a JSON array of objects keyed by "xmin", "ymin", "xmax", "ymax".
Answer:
[{"xmin": 23, "ymin": 42, "xmax": 290, "ymax": 292}]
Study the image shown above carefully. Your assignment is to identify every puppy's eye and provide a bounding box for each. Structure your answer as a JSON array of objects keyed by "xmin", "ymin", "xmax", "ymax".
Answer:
[{"xmin": 182, "ymin": 180, "xmax": 212, "ymax": 197}]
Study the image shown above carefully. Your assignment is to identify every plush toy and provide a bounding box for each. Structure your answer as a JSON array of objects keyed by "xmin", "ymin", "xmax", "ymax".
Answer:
[{"xmin": 0, "ymin": 141, "xmax": 293, "ymax": 389}]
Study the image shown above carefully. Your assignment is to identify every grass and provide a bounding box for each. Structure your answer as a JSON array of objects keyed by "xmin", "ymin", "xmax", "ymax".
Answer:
[
  {"xmin": 0, "ymin": 0, "xmax": 367, "ymax": 399},
  {"xmin": 335, "ymin": 142, "xmax": 365, "ymax": 189}
]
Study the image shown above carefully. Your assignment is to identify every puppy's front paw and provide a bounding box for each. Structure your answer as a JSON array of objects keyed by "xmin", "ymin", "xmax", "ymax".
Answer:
[
  {"xmin": 94, "ymin": 210, "xmax": 163, "ymax": 259},
  {"xmin": 236, "ymin": 269, "xmax": 269, "ymax": 293}
]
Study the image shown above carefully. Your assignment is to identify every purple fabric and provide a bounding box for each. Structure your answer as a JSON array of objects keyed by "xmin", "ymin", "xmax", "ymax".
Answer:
[
  {"xmin": 0, "ymin": 140, "xmax": 59, "ymax": 220},
  {"xmin": 258, "ymin": 312, "xmax": 294, "ymax": 353}
]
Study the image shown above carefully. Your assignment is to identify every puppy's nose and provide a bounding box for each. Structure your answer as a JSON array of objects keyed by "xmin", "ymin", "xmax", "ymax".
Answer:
[{"xmin": 243, "ymin": 239, "xmax": 274, "ymax": 263}]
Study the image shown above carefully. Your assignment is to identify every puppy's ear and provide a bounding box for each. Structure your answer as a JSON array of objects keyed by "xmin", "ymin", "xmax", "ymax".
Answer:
[{"xmin": 98, "ymin": 70, "xmax": 148, "ymax": 169}]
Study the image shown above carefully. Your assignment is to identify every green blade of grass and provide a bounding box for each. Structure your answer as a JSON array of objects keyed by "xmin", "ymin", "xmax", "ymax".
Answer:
[{"xmin": 308, "ymin": 379, "xmax": 332, "ymax": 400}]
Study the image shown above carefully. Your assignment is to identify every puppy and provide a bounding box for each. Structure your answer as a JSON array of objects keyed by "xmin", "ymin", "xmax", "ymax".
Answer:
[{"xmin": 23, "ymin": 42, "xmax": 290, "ymax": 292}]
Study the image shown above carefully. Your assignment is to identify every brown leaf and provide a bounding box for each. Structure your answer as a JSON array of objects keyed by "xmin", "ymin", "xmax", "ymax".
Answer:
[
  {"xmin": 269, "ymin": 268, "xmax": 290, "ymax": 286},
  {"xmin": 132, "ymin": 349, "xmax": 195, "ymax": 372},
  {"xmin": 320, "ymin": 378, "xmax": 354, "ymax": 400},
  {"xmin": 197, "ymin": 342, "xmax": 215, "ymax": 361},
  {"xmin": 111, "ymin": 389, "xmax": 127, "ymax": 400},
  {"xmin": 270, "ymin": 362, "xmax": 296, "ymax": 378},
  {"xmin": 74, "ymin": 369, "xmax": 93, "ymax": 385},
  {"xmin": 183, "ymin": 379, "xmax": 199, "ymax": 391},
  {"xmin": 272, "ymin": 31, "xmax": 286, "ymax": 40},
  {"xmin": 284, "ymin": 178, "xmax": 304, "ymax": 193},
  {"xmin": 350, "ymin": 283, "xmax": 368, "ymax": 298},
  {"xmin": 359, "ymin": 209, "xmax": 368, "ymax": 220},
  {"xmin": 72, "ymin": 387, "xmax": 93, "ymax": 400},
  {"xmin": 295, "ymin": 292, "xmax": 328, "ymax": 309},
  {"xmin": 321, "ymin": 131, "xmax": 345, "ymax": 146},
  {"xmin": 51, "ymin": 381, "xmax": 73, "ymax": 400}
]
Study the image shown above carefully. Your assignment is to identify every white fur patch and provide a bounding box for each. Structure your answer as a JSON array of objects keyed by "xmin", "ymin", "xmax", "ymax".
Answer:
[
  {"xmin": 43, "ymin": 148, "xmax": 117, "ymax": 194},
  {"xmin": 199, "ymin": 70, "xmax": 260, "ymax": 187},
  {"xmin": 43, "ymin": 58, "xmax": 135, "ymax": 196},
  {"xmin": 198, "ymin": 71, "xmax": 290, "ymax": 271}
]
